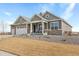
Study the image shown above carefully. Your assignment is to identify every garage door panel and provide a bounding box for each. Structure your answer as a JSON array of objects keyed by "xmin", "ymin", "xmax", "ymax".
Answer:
[{"xmin": 16, "ymin": 28, "xmax": 27, "ymax": 35}]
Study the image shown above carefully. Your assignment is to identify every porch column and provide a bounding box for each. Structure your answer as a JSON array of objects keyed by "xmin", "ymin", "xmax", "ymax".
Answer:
[
  {"xmin": 42, "ymin": 22, "xmax": 44, "ymax": 35},
  {"xmin": 26, "ymin": 24, "xmax": 27, "ymax": 34},
  {"xmin": 47, "ymin": 22, "xmax": 48, "ymax": 30},
  {"xmin": 30, "ymin": 23, "xmax": 32, "ymax": 34}
]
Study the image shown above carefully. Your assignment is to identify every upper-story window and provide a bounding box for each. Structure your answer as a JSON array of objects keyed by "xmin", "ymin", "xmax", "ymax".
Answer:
[{"xmin": 50, "ymin": 22, "xmax": 59, "ymax": 30}]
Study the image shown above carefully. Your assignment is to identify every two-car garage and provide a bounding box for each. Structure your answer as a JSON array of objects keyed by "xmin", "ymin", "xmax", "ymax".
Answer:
[
  {"xmin": 11, "ymin": 16, "xmax": 30, "ymax": 35},
  {"xmin": 11, "ymin": 24, "xmax": 27, "ymax": 35},
  {"xmin": 16, "ymin": 27, "xmax": 27, "ymax": 35}
]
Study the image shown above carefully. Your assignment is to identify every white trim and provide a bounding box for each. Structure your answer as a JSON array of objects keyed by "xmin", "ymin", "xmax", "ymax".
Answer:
[
  {"xmin": 46, "ymin": 19, "xmax": 61, "ymax": 22},
  {"xmin": 30, "ymin": 23, "xmax": 32, "ymax": 34},
  {"xmin": 31, "ymin": 20, "xmax": 42, "ymax": 23},
  {"xmin": 42, "ymin": 22, "xmax": 44, "ymax": 34},
  {"xmin": 31, "ymin": 20, "xmax": 47, "ymax": 23}
]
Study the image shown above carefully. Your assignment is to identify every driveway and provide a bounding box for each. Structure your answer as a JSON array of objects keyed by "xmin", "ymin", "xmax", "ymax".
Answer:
[
  {"xmin": 0, "ymin": 35, "xmax": 13, "ymax": 40},
  {"xmin": 0, "ymin": 51, "xmax": 16, "ymax": 56}
]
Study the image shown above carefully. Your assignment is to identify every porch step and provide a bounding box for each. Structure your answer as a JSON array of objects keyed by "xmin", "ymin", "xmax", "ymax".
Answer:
[{"xmin": 31, "ymin": 33, "xmax": 43, "ymax": 35}]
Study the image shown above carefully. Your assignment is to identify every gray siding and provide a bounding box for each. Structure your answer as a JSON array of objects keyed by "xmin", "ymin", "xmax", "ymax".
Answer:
[
  {"xmin": 42, "ymin": 11, "xmax": 60, "ymax": 20},
  {"xmin": 14, "ymin": 16, "xmax": 28, "ymax": 24},
  {"xmin": 31, "ymin": 15, "xmax": 42, "ymax": 21},
  {"xmin": 62, "ymin": 21, "xmax": 72, "ymax": 33}
]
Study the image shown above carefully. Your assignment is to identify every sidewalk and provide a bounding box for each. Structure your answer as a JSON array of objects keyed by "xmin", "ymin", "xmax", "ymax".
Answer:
[{"xmin": 0, "ymin": 51, "xmax": 16, "ymax": 56}]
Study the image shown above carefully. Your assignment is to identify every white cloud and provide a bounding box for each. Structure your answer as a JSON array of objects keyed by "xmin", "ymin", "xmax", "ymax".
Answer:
[
  {"xmin": 72, "ymin": 27, "xmax": 79, "ymax": 32},
  {"xmin": 3, "ymin": 11, "xmax": 12, "ymax": 16},
  {"xmin": 61, "ymin": 3, "xmax": 76, "ymax": 20}
]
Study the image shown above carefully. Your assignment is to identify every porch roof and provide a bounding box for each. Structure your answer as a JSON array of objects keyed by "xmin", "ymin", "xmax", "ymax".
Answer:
[
  {"xmin": 31, "ymin": 20, "xmax": 47, "ymax": 23},
  {"xmin": 11, "ymin": 22, "xmax": 30, "ymax": 26}
]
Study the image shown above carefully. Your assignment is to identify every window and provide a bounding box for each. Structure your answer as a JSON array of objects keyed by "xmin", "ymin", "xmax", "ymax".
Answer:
[
  {"xmin": 45, "ymin": 14, "xmax": 49, "ymax": 18},
  {"xmin": 50, "ymin": 22, "xmax": 59, "ymax": 30}
]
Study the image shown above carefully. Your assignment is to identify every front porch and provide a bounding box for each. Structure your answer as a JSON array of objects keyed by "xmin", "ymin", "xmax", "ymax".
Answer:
[
  {"xmin": 30, "ymin": 21, "xmax": 48, "ymax": 35},
  {"xmin": 29, "ymin": 20, "xmax": 62, "ymax": 35}
]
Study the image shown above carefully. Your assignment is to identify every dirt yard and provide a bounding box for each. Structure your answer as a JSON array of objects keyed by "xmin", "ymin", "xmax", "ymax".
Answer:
[{"xmin": 0, "ymin": 36, "xmax": 79, "ymax": 56}]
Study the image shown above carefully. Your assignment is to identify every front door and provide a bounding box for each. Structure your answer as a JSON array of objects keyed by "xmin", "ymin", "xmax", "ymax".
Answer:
[
  {"xmin": 33, "ymin": 24, "xmax": 36, "ymax": 33},
  {"xmin": 33, "ymin": 23, "xmax": 42, "ymax": 33},
  {"xmin": 39, "ymin": 24, "xmax": 42, "ymax": 33}
]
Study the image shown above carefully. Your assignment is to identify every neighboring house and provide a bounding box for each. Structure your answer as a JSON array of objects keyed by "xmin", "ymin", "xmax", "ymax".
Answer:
[{"xmin": 11, "ymin": 11, "xmax": 72, "ymax": 35}]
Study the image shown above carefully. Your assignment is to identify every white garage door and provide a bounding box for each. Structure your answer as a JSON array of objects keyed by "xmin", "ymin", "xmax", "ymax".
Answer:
[{"xmin": 16, "ymin": 27, "xmax": 27, "ymax": 35}]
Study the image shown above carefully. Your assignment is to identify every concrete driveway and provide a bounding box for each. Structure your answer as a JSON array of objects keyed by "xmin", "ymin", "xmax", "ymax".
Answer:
[
  {"xmin": 0, "ymin": 35, "xmax": 13, "ymax": 40},
  {"xmin": 0, "ymin": 51, "xmax": 16, "ymax": 56}
]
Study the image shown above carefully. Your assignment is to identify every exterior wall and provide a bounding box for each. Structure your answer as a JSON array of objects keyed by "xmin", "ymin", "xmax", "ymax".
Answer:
[{"xmin": 62, "ymin": 21, "xmax": 72, "ymax": 35}]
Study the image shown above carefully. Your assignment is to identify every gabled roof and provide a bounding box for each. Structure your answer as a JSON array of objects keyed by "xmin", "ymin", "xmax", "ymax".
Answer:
[
  {"xmin": 42, "ymin": 11, "xmax": 60, "ymax": 20},
  {"xmin": 42, "ymin": 11, "xmax": 72, "ymax": 27},
  {"xmin": 11, "ymin": 11, "xmax": 72, "ymax": 27},
  {"xmin": 31, "ymin": 14, "xmax": 46, "ymax": 21},
  {"xmin": 12, "ymin": 16, "xmax": 30, "ymax": 25}
]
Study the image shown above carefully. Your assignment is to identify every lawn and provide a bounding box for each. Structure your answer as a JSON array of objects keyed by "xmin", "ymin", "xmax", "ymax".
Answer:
[{"xmin": 0, "ymin": 36, "xmax": 79, "ymax": 56}]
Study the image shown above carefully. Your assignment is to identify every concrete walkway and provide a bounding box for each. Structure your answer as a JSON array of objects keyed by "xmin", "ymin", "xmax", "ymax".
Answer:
[
  {"xmin": 0, "ymin": 51, "xmax": 16, "ymax": 56},
  {"xmin": 0, "ymin": 35, "xmax": 13, "ymax": 40}
]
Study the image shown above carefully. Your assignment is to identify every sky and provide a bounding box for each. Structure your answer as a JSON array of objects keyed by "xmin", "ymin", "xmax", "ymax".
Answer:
[{"xmin": 0, "ymin": 3, "xmax": 79, "ymax": 32}]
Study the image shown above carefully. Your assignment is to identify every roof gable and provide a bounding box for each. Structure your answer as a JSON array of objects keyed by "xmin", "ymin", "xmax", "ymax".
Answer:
[
  {"xmin": 42, "ymin": 11, "xmax": 60, "ymax": 20},
  {"xmin": 14, "ymin": 16, "xmax": 29, "ymax": 24},
  {"xmin": 31, "ymin": 15, "xmax": 43, "ymax": 21}
]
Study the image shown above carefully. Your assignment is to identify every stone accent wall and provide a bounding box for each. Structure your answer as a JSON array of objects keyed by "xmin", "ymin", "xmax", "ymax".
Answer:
[{"xmin": 45, "ymin": 30, "xmax": 62, "ymax": 35}]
